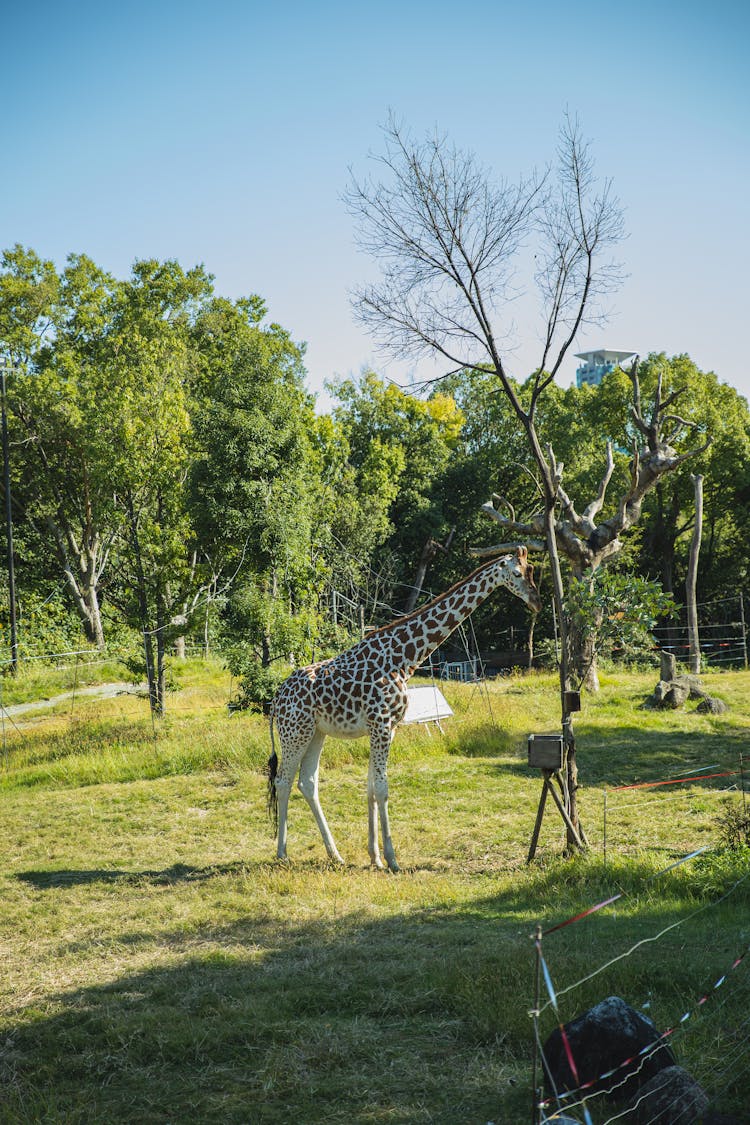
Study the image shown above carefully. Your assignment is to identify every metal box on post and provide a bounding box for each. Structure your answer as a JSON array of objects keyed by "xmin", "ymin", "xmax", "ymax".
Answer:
[{"xmin": 527, "ymin": 733, "xmax": 565, "ymax": 771}]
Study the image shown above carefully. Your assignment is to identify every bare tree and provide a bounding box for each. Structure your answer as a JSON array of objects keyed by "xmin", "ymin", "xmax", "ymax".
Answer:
[
  {"xmin": 346, "ymin": 112, "xmax": 625, "ymax": 845},
  {"xmin": 477, "ymin": 365, "xmax": 710, "ymax": 688}
]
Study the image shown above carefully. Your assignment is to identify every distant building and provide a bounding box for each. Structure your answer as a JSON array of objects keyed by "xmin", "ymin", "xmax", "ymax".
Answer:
[{"xmin": 575, "ymin": 349, "xmax": 636, "ymax": 388}]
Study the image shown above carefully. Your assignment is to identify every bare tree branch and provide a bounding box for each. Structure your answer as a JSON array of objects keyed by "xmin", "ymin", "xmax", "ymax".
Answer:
[{"xmin": 470, "ymin": 540, "xmax": 546, "ymax": 556}]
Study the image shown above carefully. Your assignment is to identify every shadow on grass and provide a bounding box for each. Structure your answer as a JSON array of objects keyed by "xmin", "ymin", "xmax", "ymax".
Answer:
[
  {"xmin": 14, "ymin": 861, "xmax": 252, "ymax": 890},
  {"xmin": 477, "ymin": 723, "xmax": 749, "ymax": 790},
  {"xmin": 2, "ymin": 858, "xmax": 748, "ymax": 1125}
]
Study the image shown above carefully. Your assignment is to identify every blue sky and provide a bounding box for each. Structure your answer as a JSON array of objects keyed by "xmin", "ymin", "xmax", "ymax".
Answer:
[{"xmin": 2, "ymin": 0, "xmax": 748, "ymax": 407}]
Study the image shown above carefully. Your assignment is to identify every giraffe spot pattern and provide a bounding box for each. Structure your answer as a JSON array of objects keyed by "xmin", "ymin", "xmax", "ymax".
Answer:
[{"xmin": 270, "ymin": 550, "xmax": 540, "ymax": 866}]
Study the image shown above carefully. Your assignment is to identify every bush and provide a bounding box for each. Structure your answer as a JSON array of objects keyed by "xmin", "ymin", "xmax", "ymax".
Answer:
[
  {"xmin": 715, "ymin": 796, "xmax": 750, "ymax": 850},
  {"xmin": 225, "ymin": 646, "xmax": 290, "ymax": 713}
]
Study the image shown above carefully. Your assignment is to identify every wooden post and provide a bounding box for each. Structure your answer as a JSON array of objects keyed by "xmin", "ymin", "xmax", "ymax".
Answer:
[
  {"xmin": 603, "ymin": 788, "xmax": 608, "ymax": 866},
  {"xmin": 740, "ymin": 592, "xmax": 748, "ymax": 670},
  {"xmin": 531, "ymin": 924, "xmax": 543, "ymax": 1125},
  {"xmin": 527, "ymin": 776, "xmax": 551, "ymax": 863},
  {"xmin": 686, "ymin": 474, "xmax": 703, "ymax": 675}
]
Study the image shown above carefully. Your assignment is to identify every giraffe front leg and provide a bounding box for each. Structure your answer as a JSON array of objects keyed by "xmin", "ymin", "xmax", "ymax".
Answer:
[
  {"xmin": 298, "ymin": 732, "xmax": 344, "ymax": 864},
  {"xmin": 369, "ymin": 725, "xmax": 399, "ymax": 873}
]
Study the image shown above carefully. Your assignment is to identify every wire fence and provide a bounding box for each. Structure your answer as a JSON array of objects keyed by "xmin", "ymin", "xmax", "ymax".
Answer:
[
  {"xmin": 601, "ymin": 759, "xmax": 748, "ymax": 863},
  {"xmin": 529, "ymin": 749, "xmax": 750, "ymax": 1124},
  {"xmin": 532, "ymin": 851, "xmax": 750, "ymax": 1124}
]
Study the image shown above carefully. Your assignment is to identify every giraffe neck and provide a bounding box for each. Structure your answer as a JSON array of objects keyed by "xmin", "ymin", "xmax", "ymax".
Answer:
[{"xmin": 365, "ymin": 560, "xmax": 510, "ymax": 675}]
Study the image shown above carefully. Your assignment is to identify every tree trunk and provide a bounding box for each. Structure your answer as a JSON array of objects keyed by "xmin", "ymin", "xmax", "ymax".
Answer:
[
  {"xmin": 543, "ymin": 503, "xmax": 581, "ymax": 848},
  {"xmin": 567, "ymin": 615, "xmax": 601, "ymax": 693},
  {"xmin": 687, "ymin": 474, "xmax": 704, "ymax": 675},
  {"xmin": 155, "ymin": 591, "xmax": 167, "ymax": 718},
  {"xmin": 404, "ymin": 529, "xmax": 454, "ymax": 613},
  {"xmin": 83, "ymin": 579, "xmax": 106, "ymax": 650},
  {"xmin": 127, "ymin": 495, "xmax": 159, "ymax": 718},
  {"xmin": 47, "ymin": 517, "xmax": 106, "ymax": 649},
  {"xmin": 566, "ymin": 566, "xmax": 602, "ymax": 693},
  {"xmin": 404, "ymin": 538, "xmax": 438, "ymax": 613}
]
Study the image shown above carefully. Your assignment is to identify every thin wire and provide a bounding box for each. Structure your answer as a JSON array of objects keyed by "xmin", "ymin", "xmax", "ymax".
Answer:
[
  {"xmin": 539, "ymin": 864, "xmax": 750, "ymax": 1014},
  {"xmin": 605, "ymin": 784, "xmax": 738, "ymax": 814},
  {"xmin": 541, "ymin": 943, "xmax": 749, "ymax": 1121}
]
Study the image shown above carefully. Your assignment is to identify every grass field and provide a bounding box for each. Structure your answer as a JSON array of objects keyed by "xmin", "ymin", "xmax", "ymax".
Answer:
[{"xmin": 0, "ymin": 658, "xmax": 748, "ymax": 1123}]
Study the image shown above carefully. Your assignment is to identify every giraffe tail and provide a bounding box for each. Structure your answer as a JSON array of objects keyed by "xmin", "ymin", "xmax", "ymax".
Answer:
[{"xmin": 267, "ymin": 706, "xmax": 279, "ymax": 833}]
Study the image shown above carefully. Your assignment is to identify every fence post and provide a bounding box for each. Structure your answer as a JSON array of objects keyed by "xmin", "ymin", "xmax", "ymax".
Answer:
[
  {"xmin": 740, "ymin": 592, "xmax": 748, "ymax": 670},
  {"xmin": 686, "ymin": 474, "xmax": 703, "ymax": 675},
  {"xmin": 603, "ymin": 788, "xmax": 608, "ymax": 867},
  {"xmin": 531, "ymin": 924, "xmax": 543, "ymax": 1125}
]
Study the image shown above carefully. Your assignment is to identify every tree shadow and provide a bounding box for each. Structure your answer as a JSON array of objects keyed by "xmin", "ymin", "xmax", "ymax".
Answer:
[
  {"xmin": 14, "ymin": 860, "xmax": 252, "ymax": 890},
  {"xmin": 479, "ymin": 723, "xmax": 748, "ymax": 790},
  {"xmin": 2, "ymin": 861, "xmax": 747, "ymax": 1124}
]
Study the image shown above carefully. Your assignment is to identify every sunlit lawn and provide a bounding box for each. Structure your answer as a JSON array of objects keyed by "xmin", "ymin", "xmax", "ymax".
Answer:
[{"xmin": 0, "ymin": 659, "xmax": 748, "ymax": 1122}]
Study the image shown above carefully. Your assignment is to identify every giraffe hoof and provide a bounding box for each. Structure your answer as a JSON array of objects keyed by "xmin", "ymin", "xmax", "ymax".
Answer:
[{"xmin": 370, "ymin": 857, "xmax": 385, "ymax": 870}]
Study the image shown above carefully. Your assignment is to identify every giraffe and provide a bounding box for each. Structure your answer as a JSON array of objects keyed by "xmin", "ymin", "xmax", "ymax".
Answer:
[{"xmin": 267, "ymin": 547, "xmax": 541, "ymax": 871}]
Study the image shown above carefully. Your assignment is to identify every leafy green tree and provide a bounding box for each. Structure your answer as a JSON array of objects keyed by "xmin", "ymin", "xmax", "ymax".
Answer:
[
  {"xmin": 626, "ymin": 355, "xmax": 750, "ymax": 600},
  {"xmin": 330, "ymin": 371, "xmax": 464, "ymax": 615},
  {"xmin": 564, "ymin": 569, "xmax": 676, "ymax": 677},
  {"xmin": 1, "ymin": 249, "xmax": 121, "ymax": 647},
  {"xmin": 103, "ymin": 258, "xmax": 212, "ymax": 712},
  {"xmin": 1, "ymin": 247, "xmax": 214, "ymax": 709},
  {"xmin": 189, "ymin": 295, "xmax": 319, "ymax": 690},
  {"xmin": 0, "ymin": 244, "xmax": 58, "ymax": 357}
]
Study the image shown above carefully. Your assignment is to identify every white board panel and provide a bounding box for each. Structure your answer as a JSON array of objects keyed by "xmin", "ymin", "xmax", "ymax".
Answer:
[{"xmin": 402, "ymin": 685, "xmax": 454, "ymax": 725}]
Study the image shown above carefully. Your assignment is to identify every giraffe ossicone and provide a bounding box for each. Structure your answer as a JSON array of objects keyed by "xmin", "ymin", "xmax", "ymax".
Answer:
[{"xmin": 267, "ymin": 547, "xmax": 541, "ymax": 871}]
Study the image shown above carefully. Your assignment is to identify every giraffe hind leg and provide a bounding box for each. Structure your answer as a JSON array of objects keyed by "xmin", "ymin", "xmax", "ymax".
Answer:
[
  {"xmin": 297, "ymin": 731, "xmax": 344, "ymax": 864},
  {"xmin": 274, "ymin": 721, "xmax": 315, "ymax": 861}
]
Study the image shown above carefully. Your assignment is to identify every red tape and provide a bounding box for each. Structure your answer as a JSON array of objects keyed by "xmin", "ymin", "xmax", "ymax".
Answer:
[
  {"xmin": 544, "ymin": 894, "xmax": 623, "ymax": 936},
  {"xmin": 612, "ymin": 771, "xmax": 735, "ymax": 791}
]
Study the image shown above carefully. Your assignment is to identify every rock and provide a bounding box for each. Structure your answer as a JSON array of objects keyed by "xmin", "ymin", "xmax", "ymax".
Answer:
[
  {"xmin": 629, "ymin": 1065, "xmax": 709, "ymax": 1123},
  {"xmin": 648, "ymin": 667, "xmax": 721, "ymax": 712},
  {"xmin": 660, "ymin": 650, "xmax": 677, "ymax": 681},
  {"xmin": 696, "ymin": 695, "xmax": 728, "ymax": 714},
  {"xmin": 652, "ymin": 680, "xmax": 669, "ymax": 704},
  {"xmin": 542, "ymin": 996, "xmax": 676, "ymax": 1102},
  {"xmin": 661, "ymin": 682, "xmax": 690, "ymax": 709},
  {"xmin": 673, "ymin": 673, "xmax": 709, "ymax": 699}
]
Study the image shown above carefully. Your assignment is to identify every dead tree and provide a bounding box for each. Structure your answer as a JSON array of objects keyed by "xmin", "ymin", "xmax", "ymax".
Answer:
[
  {"xmin": 404, "ymin": 527, "xmax": 455, "ymax": 613},
  {"xmin": 478, "ymin": 364, "xmax": 710, "ymax": 688},
  {"xmin": 347, "ymin": 113, "xmax": 625, "ymax": 846}
]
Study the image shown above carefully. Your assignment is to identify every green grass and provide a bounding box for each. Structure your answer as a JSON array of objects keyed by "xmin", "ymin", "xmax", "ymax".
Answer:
[{"xmin": 0, "ymin": 660, "xmax": 748, "ymax": 1122}]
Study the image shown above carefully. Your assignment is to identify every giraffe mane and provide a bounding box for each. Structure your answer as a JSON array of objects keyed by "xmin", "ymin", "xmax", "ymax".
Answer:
[{"xmin": 363, "ymin": 552, "xmax": 520, "ymax": 639}]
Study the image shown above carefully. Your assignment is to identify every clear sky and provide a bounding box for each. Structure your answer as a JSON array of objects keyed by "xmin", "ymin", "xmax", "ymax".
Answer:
[{"xmin": 2, "ymin": 0, "xmax": 748, "ymax": 407}]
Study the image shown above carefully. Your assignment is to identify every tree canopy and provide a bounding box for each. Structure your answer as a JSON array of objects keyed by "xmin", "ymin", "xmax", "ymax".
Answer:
[{"xmin": 2, "ymin": 243, "xmax": 750, "ymax": 716}]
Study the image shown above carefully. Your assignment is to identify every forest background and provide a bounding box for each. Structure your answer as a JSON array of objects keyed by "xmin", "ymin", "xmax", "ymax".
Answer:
[{"xmin": 1, "ymin": 243, "xmax": 749, "ymax": 712}]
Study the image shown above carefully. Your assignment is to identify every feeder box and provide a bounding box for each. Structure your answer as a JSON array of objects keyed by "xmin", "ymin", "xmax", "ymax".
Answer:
[
  {"xmin": 527, "ymin": 733, "xmax": 565, "ymax": 771},
  {"xmin": 565, "ymin": 690, "xmax": 582, "ymax": 713}
]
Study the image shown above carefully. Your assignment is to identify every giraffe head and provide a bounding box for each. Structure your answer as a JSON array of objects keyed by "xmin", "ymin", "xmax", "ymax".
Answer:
[{"xmin": 492, "ymin": 547, "xmax": 541, "ymax": 612}]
